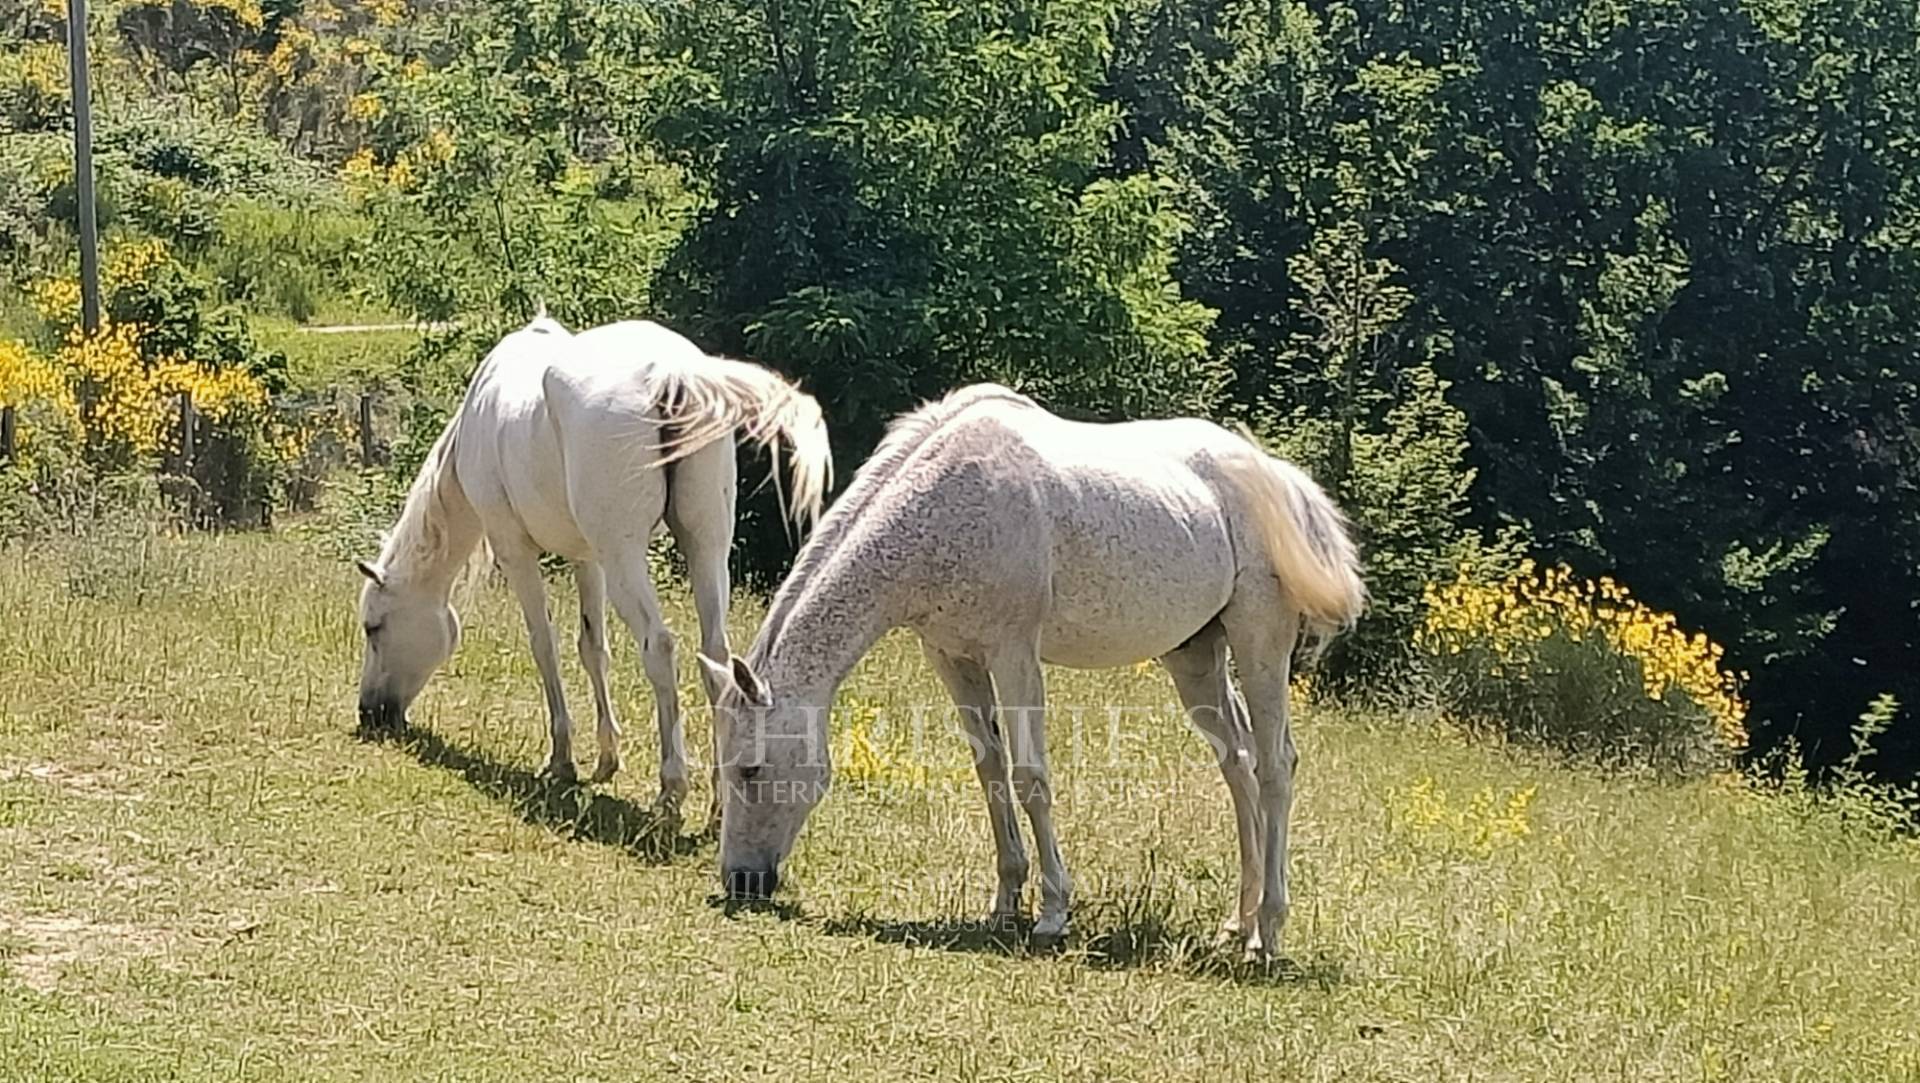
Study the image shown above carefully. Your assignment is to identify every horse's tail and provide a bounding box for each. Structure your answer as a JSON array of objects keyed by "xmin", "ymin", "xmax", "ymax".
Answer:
[
  {"xmin": 1222, "ymin": 433, "xmax": 1366, "ymax": 651},
  {"xmin": 653, "ymin": 357, "xmax": 834, "ymax": 530}
]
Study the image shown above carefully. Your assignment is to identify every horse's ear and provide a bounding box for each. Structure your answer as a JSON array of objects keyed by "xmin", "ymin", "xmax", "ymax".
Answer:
[
  {"xmin": 701, "ymin": 653, "xmax": 771, "ymax": 707},
  {"xmin": 356, "ymin": 560, "xmax": 386, "ymax": 588},
  {"xmin": 730, "ymin": 655, "xmax": 772, "ymax": 707},
  {"xmin": 697, "ymin": 653, "xmax": 732, "ymax": 694}
]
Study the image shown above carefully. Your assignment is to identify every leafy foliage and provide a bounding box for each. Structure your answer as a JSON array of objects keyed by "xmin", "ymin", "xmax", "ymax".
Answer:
[
  {"xmin": 1115, "ymin": 0, "xmax": 1920, "ymax": 770},
  {"xmin": 643, "ymin": 0, "xmax": 1220, "ymax": 574}
]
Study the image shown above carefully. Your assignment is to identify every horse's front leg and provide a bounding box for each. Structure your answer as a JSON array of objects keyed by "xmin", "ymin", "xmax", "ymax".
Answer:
[
  {"xmin": 497, "ymin": 543, "xmax": 576, "ymax": 782},
  {"xmin": 989, "ymin": 646, "xmax": 1071, "ymax": 941},
  {"xmin": 924, "ymin": 645, "xmax": 1028, "ymax": 925}
]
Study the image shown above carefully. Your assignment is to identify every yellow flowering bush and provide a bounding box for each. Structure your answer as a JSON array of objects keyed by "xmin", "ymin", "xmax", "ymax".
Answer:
[
  {"xmin": 0, "ymin": 338, "xmax": 67, "ymax": 410},
  {"xmin": 366, "ymin": 0, "xmax": 407, "ymax": 26},
  {"xmin": 105, "ymin": 238, "xmax": 173, "ymax": 288},
  {"xmin": 1417, "ymin": 561, "xmax": 1748, "ymax": 773},
  {"xmin": 1391, "ymin": 776, "xmax": 1537, "ymax": 857},
  {"xmin": 342, "ymin": 129, "xmax": 456, "ymax": 198},
  {"xmin": 51, "ymin": 324, "xmax": 268, "ymax": 461},
  {"xmin": 0, "ymin": 40, "xmax": 67, "ymax": 130},
  {"xmin": 6, "ymin": 238, "xmax": 282, "ymax": 517},
  {"xmin": 0, "ymin": 337, "xmax": 81, "ymax": 464},
  {"xmin": 347, "ymin": 91, "xmax": 386, "ymax": 122},
  {"xmin": 32, "ymin": 239, "xmax": 180, "ymax": 330}
]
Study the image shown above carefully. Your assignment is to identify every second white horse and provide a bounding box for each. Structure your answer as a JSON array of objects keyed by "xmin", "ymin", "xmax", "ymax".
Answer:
[{"xmin": 355, "ymin": 316, "xmax": 831, "ymax": 811}]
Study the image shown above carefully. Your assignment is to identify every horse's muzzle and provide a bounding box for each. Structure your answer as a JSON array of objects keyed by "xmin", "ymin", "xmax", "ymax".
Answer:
[{"xmin": 724, "ymin": 866, "xmax": 779, "ymax": 901}]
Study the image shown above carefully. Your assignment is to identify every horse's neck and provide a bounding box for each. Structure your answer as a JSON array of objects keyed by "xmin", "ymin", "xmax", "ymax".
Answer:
[
  {"xmin": 384, "ymin": 453, "xmax": 484, "ymax": 596},
  {"xmin": 756, "ymin": 538, "xmax": 904, "ymax": 697}
]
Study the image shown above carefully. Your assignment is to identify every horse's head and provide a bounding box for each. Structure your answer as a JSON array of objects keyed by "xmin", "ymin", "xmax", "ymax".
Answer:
[
  {"xmin": 701, "ymin": 653, "xmax": 829, "ymax": 901},
  {"xmin": 355, "ymin": 560, "xmax": 460, "ymax": 731}
]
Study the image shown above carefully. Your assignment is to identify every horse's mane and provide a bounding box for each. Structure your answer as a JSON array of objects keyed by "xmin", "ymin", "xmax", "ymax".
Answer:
[
  {"xmin": 374, "ymin": 410, "xmax": 467, "ymax": 577},
  {"xmin": 372, "ymin": 315, "xmax": 566, "ymax": 579},
  {"xmin": 753, "ymin": 384, "xmax": 1035, "ymax": 657}
]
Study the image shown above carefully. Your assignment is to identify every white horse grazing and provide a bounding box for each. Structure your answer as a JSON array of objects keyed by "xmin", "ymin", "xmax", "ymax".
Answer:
[
  {"xmin": 702, "ymin": 384, "xmax": 1362, "ymax": 956},
  {"xmin": 355, "ymin": 316, "xmax": 832, "ymax": 810}
]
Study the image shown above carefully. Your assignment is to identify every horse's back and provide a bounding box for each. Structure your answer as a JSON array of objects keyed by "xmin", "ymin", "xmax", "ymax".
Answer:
[
  {"xmin": 901, "ymin": 393, "xmax": 1244, "ymax": 666},
  {"xmin": 457, "ymin": 319, "xmax": 691, "ymax": 560},
  {"xmin": 451, "ymin": 319, "xmax": 586, "ymax": 556}
]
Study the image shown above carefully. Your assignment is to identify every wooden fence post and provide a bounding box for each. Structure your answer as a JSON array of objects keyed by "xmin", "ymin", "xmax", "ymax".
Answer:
[
  {"xmin": 178, "ymin": 392, "xmax": 196, "ymax": 466},
  {"xmin": 67, "ymin": 0, "xmax": 100, "ymax": 335},
  {"xmin": 358, "ymin": 392, "xmax": 377, "ymax": 466},
  {"xmin": 1, "ymin": 405, "xmax": 16, "ymax": 463}
]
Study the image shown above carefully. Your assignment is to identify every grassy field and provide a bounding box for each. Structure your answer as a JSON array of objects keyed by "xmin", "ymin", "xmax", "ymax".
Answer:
[
  {"xmin": 252, "ymin": 318, "xmax": 426, "ymax": 393},
  {"xmin": 2, "ymin": 530, "xmax": 1917, "ymax": 1081}
]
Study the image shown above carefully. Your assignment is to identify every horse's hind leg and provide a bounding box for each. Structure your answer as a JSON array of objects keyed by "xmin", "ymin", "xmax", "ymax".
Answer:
[
  {"xmin": 1161, "ymin": 622, "xmax": 1264, "ymax": 944},
  {"xmin": 1220, "ymin": 595, "xmax": 1302, "ymax": 959},
  {"xmin": 496, "ymin": 539, "xmax": 577, "ymax": 783},
  {"xmin": 663, "ymin": 436, "xmax": 738, "ymax": 829},
  {"xmin": 923, "ymin": 644, "xmax": 1028, "ymax": 923},
  {"xmin": 987, "ymin": 645, "xmax": 1071, "ymax": 940},
  {"xmin": 574, "ymin": 561, "xmax": 623, "ymax": 783},
  {"xmin": 604, "ymin": 556, "xmax": 689, "ymax": 812}
]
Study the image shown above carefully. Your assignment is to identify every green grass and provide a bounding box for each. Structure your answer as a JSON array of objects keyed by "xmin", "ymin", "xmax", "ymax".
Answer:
[
  {"xmin": 252, "ymin": 317, "xmax": 424, "ymax": 393},
  {"xmin": 2, "ymin": 531, "xmax": 1917, "ymax": 1081}
]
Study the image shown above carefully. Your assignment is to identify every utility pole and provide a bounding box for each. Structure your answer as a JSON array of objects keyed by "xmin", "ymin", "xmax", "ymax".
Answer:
[{"xmin": 66, "ymin": 0, "xmax": 100, "ymax": 334}]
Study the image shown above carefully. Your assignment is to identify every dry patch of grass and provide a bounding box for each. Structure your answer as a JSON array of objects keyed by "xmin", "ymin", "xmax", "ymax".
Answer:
[{"xmin": 0, "ymin": 913, "xmax": 175, "ymax": 995}]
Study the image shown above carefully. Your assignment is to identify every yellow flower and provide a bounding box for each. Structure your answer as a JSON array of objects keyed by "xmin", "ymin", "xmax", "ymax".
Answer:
[
  {"xmin": 104, "ymin": 238, "xmax": 172, "ymax": 289},
  {"xmin": 831, "ymin": 700, "xmax": 968, "ymax": 788},
  {"xmin": 367, "ymin": 0, "xmax": 407, "ymax": 26},
  {"xmin": 1392, "ymin": 776, "xmax": 1538, "ymax": 856},
  {"xmin": 347, "ymin": 91, "xmax": 386, "ymax": 122},
  {"xmin": 30, "ymin": 277, "xmax": 80, "ymax": 324}
]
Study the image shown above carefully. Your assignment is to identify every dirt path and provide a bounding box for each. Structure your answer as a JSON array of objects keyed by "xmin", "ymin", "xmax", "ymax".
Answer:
[{"xmin": 294, "ymin": 321, "xmax": 457, "ymax": 334}]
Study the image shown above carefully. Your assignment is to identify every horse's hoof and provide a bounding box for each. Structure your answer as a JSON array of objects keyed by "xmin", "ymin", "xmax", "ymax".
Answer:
[
  {"xmin": 544, "ymin": 761, "xmax": 580, "ymax": 785},
  {"xmin": 651, "ymin": 791, "xmax": 687, "ymax": 828},
  {"xmin": 1032, "ymin": 914, "xmax": 1069, "ymax": 944},
  {"xmin": 1241, "ymin": 934, "xmax": 1272, "ymax": 965},
  {"xmin": 590, "ymin": 758, "xmax": 621, "ymax": 785}
]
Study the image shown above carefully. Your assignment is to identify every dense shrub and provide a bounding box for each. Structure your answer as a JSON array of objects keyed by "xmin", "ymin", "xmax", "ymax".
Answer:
[
  {"xmin": 205, "ymin": 199, "xmax": 370, "ymax": 322},
  {"xmin": 96, "ymin": 100, "xmax": 332, "ymax": 204},
  {"xmin": 0, "ymin": 40, "xmax": 66, "ymax": 133},
  {"xmin": 0, "ymin": 132, "xmax": 73, "ymax": 276},
  {"xmin": 1417, "ymin": 562, "xmax": 1749, "ymax": 775}
]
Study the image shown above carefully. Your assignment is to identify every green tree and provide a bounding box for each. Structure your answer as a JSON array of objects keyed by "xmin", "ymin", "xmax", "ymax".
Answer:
[
  {"xmin": 645, "ymin": 0, "xmax": 1220, "ymax": 574},
  {"xmin": 1120, "ymin": 0, "xmax": 1920, "ymax": 770}
]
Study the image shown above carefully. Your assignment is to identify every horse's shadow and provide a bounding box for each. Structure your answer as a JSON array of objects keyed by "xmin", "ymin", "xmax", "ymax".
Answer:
[
  {"xmin": 362, "ymin": 723, "xmax": 1343, "ymax": 987},
  {"xmin": 362, "ymin": 722, "xmax": 705, "ymax": 864},
  {"xmin": 814, "ymin": 910, "xmax": 1348, "ymax": 988}
]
